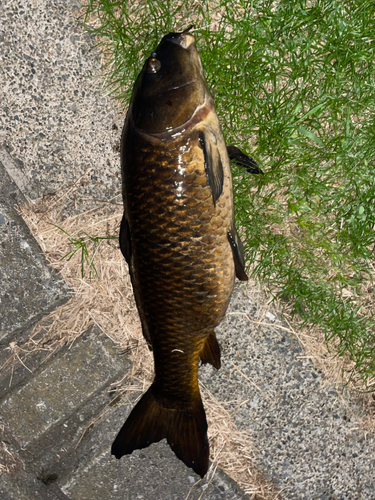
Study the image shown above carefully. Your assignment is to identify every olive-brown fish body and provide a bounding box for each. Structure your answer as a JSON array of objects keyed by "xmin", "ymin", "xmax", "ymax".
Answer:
[
  {"xmin": 124, "ymin": 117, "xmax": 234, "ymax": 393},
  {"xmin": 112, "ymin": 30, "xmax": 248, "ymax": 478}
]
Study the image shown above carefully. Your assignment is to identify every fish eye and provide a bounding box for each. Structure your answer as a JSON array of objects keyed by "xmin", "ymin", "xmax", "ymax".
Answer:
[{"xmin": 147, "ymin": 56, "xmax": 161, "ymax": 74}]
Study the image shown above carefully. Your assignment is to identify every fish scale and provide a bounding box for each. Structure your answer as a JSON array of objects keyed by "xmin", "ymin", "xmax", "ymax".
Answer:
[{"xmin": 122, "ymin": 129, "xmax": 233, "ymax": 448}]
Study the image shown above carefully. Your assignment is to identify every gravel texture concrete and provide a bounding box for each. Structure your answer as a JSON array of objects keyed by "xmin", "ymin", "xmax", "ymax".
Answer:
[
  {"xmin": 203, "ymin": 288, "xmax": 375, "ymax": 499},
  {"xmin": 1, "ymin": 1, "xmax": 375, "ymax": 499},
  {"xmin": 0, "ymin": 0, "xmax": 122, "ymax": 214}
]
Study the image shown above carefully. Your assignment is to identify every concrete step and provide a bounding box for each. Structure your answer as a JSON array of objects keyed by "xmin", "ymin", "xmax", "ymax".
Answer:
[
  {"xmin": 0, "ymin": 325, "xmax": 130, "ymax": 500},
  {"xmin": 0, "ymin": 326, "xmax": 127, "ymax": 451},
  {"xmin": 0, "ymin": 439, "xmax": 70, "ymax": 500}
]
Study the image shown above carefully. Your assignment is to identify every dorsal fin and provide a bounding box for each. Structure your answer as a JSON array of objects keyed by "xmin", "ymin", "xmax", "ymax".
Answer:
[{"xmin": 198, "ymin": 131, "xmax": 224, "ymax": 206}]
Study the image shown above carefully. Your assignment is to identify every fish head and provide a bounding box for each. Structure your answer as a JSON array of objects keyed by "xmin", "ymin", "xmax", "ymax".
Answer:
[{"xmin": 130, "ymin": 30, "xmax": 209, "ymax": 133}]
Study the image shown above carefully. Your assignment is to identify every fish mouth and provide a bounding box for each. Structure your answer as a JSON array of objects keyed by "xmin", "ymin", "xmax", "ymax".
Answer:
[{"xmin": 164, "ymin": 32, "xmax": 195, "ymax": 49}]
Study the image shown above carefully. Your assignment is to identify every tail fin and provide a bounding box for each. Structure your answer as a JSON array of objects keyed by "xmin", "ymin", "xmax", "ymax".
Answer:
[
  {"xmin": 111, "ymin": 386, "xmax": 209, "ymax": 478},
  {"xmin": 200, "ymin": 330, "xmax": 221, "ymax": 369}
]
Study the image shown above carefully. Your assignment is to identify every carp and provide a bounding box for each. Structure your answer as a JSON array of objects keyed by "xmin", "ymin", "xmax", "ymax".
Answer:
[{"xmin": 112, "ymin": 28, "xmax": 254, "ymax": 478}]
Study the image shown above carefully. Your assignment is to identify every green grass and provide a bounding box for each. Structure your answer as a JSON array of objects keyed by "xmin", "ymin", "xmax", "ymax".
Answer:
[
  {"xmin": 82, "ymin": 0, "xmax": 375, "ymax": 388},
  {"xmin": 50, "ymin": 223, "xmax": 117, "ymax": 279}
]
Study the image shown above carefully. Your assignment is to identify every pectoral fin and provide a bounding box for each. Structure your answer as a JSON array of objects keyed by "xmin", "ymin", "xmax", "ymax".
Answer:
[
  {"xmin": 198, "ymin": 131, "xmax": 224, "ymax": 206},
  {"xmin": 226, "ymin": 144, "xmax": 262, "ymax": 175},
  {"xmin": 227, "ymin": 227, "xmax": 248, "ymax": 281},
  {"xmin": 119, "ymin": 215, "xmax": 131, "ymax": 265}
]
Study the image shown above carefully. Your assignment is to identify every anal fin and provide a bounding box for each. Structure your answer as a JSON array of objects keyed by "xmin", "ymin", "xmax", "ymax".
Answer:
[{"xmin": 200, "ymin": 331, "xmax": 221, "ymax": 369}]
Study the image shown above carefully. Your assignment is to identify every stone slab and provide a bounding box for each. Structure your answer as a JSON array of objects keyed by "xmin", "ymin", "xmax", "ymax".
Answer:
[
  {"xmin": 0, "ymin": 320, "xmax": 58, "ymax": 401},
  {"xmin": 24, "ymin": 350, "xmax": 131, "ymax": 476},
  {"xmin": 0, "ymin": 422, "xmax": 70, "ymax": 500},
  {"xmin": 0, "ymin": 326, "xmax": 125, "ymax": 448},
  {"xmin": 0, "ymin": 152, "xmax": 70, "ymax": 343},
  {"xmin": 0, "ymin": 468, "xmax": 71, "ymax": 500}
]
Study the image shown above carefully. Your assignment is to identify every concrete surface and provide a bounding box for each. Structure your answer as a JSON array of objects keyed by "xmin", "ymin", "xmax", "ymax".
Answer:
[{"xmin": 1, "ymin": 0, "xmax": 375, "ymax": 499}]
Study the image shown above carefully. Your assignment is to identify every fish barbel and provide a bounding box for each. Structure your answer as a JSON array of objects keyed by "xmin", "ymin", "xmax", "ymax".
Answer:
[{"xmin": 112, "ymin": 29, "xmax": 250, "ymax": 478}]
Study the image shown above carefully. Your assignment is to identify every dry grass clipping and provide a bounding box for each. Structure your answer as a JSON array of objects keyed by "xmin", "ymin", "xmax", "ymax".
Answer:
[{"xmin": 14, "ymin": 197, "xmax": 280, "ymax": 499}]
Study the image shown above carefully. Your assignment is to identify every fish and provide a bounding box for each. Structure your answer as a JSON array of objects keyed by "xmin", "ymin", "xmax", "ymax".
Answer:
[{"xmin": 111, "ymin": 28, "xmax": 252, "ymax": 478}]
